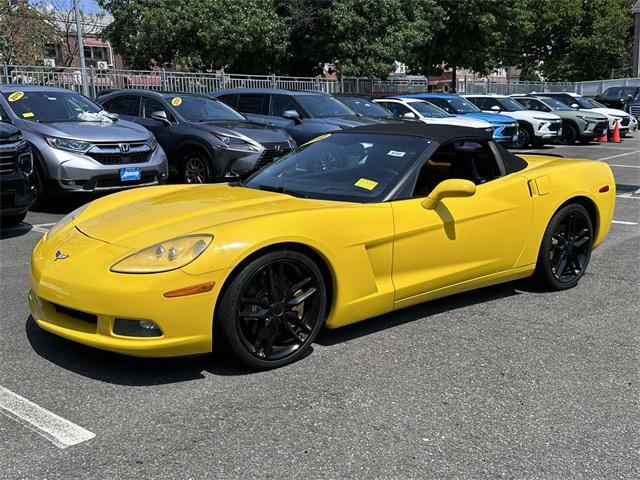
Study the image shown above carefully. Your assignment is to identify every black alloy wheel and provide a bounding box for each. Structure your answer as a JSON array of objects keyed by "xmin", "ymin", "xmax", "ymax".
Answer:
[
  {"xmin": 534, "ymin": 204, "xmax": 593, "ymax": 290},
  {"xmin": 182, "ymin": 151, "xmax": 212, "ymax": 184},
  {"xmin": 514, "ymin": 126, "xmax": 531, "ymax": 148},
  {"xmin": 558, "ymin": 123, "xmax": 578, "ymax": 145},
  {"xmin": 216, "ymin": 251, "xmax": 327, "ymax": 369}
]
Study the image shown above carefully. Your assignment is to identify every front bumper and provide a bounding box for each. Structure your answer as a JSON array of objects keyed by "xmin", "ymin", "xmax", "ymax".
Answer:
[
  {"xmin": 492, "ymin": 123, "xmax": 519, "ymax": 143},
  {"xmin": 41, "ymin": 145, "xmax": 169, "ymax": 193},
  {"xmin": 29, "ymin": 229, "xmax": 227, "ymax": 357},
  {"xmin": 535, "ymin": 120, "xmax": 562, "ymax": 140},
  {"xmin": 1, "ymin": 171, "xmax": 35, "ymax": 216}
]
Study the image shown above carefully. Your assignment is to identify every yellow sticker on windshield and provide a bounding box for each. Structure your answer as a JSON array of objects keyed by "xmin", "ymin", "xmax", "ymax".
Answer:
[
  {"xmin": 8, "ymin": 91, "xmax": 24, "ymax": 102},
  {"xmin": 355, "ymin": 178, "xmax": 378, "ymax": 191},
  {"xmin": 171, "ymin": 97, "xmax": 182, "ymax": 107},
  {"xmin": 22, "ymin": 112, "xmax": 34, "ymax": 118}
]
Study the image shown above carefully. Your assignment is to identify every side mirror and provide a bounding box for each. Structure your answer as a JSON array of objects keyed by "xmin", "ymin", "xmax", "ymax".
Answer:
[
  {"xmin": 570, "ymin": 103, "xmax": 579, "ymax": 109},
  {"xmin": 421, "ymin": 179, "xmax": 476, "ymax": 210},
  {"xmin": 402, "ymin": 112, "xmax": 417, "ymax": 119},
  {"xmin": 490, "ymin": 105, "xmax": 501, "ymax": 112},
  {"xmin": 283, "ymin": 109, "xmax": 302, "ymax": 124},
  {"xmin": 151, "ymin": 110, "xmax": 170, "ymax": 124}
]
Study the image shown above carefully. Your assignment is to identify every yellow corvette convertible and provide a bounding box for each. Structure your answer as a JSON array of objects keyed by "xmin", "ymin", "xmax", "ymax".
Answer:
[{"xmin": 29, "ymin": 124, "xmax": 615, "ymax": 368}]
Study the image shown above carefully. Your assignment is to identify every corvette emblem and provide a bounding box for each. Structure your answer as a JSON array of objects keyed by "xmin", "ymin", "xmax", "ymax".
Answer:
[{"xmin": 55, "ymin": 250, "xmax": 69, "ymax": 261}]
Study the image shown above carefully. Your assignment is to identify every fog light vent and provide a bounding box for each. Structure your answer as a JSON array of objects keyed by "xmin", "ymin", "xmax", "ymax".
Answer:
[{"xmin": 113, "ymin": 318, "xmax": 162, "ymax": 337}]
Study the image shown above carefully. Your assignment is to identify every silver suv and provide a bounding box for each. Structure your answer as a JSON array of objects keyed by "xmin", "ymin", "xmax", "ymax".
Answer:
[{"xmin": 0, "ymin": 86, "xmax": 168, "ymax": 206}]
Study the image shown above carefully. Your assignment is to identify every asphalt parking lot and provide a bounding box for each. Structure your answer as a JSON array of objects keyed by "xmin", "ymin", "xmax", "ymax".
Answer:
[{"xmin": 1, "ymin": 136, "xmax": 638, "ymax": 479}]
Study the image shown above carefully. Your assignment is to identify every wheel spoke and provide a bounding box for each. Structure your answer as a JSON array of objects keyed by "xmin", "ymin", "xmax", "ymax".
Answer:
[
  {"xmin": 553, "ymin": 252, "xmax": 568, "ymax": 276},
  {"xmin": 288, "ymin": 277, "xmax": 311, "ymax": 296},
  {"xmin": 281, "ymin": 319, "xmax": 305, "ymax": 344},
  {"xmin": 284, "ymin": 310, "xmax": 312, "ymax": 332},
  {"xmin": 238, "ymin": 308, "xmax": 269, "ymax": 319},
  {"xmin": 287, "ymin": 287, "xmax": 317, "ymax": 306}
]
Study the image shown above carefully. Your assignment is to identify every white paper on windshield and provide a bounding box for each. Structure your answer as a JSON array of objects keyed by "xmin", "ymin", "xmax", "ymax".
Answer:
[
  {"xmin": 77, "ymin": 111, "xmax": 115, "ymax": 123},
  {"xmin": 387, "ymin": 150, "xmax": 406, "ymax": 157}
]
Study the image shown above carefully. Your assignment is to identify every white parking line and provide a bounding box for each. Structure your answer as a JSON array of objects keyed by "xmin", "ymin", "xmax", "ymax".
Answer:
[
  {"xmin": 33, "ymin": 223, "xmax": 56, "ymax": 228},
  {"xmin": 609, "ymin": 164, "xmax": 640, "ymax": 168},
  {"xmin": 612, "ymin": 220, "xmax": 638, "ymax": 225},
  {"xmin": 0, "ymin": 386, "xmax": 95, "ymax": 449},
  {"xmin": 599, "ymin": 150, "xmax": 640, "ymax": 161}
]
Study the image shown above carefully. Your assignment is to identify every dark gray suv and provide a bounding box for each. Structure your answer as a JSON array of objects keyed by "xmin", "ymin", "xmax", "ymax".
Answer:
[
  {"xmin": 210, "ymin": 88, "xmax": 387, "ymax": 145},
  {"xmin": 98, "ymin": 90, "xmax": 295, "ymax": 183}
]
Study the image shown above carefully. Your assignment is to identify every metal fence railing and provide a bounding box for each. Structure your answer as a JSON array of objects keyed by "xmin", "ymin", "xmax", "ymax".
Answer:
[
  {"xmin": 0, "ymin": 64, "xmax": 338, "ymax": 98},
  {"xmin": 1, "ymin": 63, "xmax": 638, "ymax": 99}
]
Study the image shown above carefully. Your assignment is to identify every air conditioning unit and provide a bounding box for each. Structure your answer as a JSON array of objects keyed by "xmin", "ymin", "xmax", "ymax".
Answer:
[
  {"xmin": 43, "ymin": 58, "xmax": 56, "ymax": 68},
  {"xmin": 96, "ymin": 61, "xmax": 109, "ymax": 71}
]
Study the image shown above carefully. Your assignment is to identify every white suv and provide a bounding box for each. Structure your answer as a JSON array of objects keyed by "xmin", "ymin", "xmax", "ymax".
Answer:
[
  {"xmin": 463, "ymin": 94, "xmax": 562, "ymax": 148},
  {"xmin": 372, "ymin": 97, "xmax": 493, "ymax": 130}
]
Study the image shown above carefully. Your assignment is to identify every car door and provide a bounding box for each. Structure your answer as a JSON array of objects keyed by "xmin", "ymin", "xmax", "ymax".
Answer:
[
  {"xmin": 137, "ymin": 96, "xmax": 178, "ymax": 159},
  {"xmin": 391, "ymin": 139, "xmax": 533, "ymax": 308},
  {"xmin": 268, "ymin": 94, "xmax": 309, "ymax": 144}
]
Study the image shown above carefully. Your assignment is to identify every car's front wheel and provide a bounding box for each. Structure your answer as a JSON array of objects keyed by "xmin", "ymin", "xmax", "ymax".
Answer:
[
  {"xmin": 558, "ymin": 123, "xmax": 578, "ymax": 145},
  {"xmin": 534, "ymin": 203, "xmax": 593, "ymax": 290},
  {"xmin": 215, "ymin": 250, "xmax": 327, "ymax": 369},
  {"xmin": 514, "ymin": 126, "xmax": 531, "ymax": 148},
  {"xmin": 182, "ymin": 150, "xmax": 213, "ymax": 184}
]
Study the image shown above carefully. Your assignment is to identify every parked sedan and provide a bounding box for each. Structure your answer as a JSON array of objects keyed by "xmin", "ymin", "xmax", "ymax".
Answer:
[
  {"xmin": 0, "ymin": 86, "xmax": 168, "ymax": 207},
  {"xmin": 210, "ymin": 88, "xmax": 388, "ymax": 145},
  {"xmin": 398, "ymin": 93, "xmax": 519, "ymax": 144},
  {"xmin": 97, "ymin": 90, "xmax": 295, "ymax": 183},
  {"xmin": 512, "ymin": 96, "xmax": 609, "ymax": 144},
  {"xmin": 372, "ymin": 97, "xmax": 493, "ymax": 130},
  {"xmin": 0, "ymin": 122, "xmax": 35, "ymax": 226}
]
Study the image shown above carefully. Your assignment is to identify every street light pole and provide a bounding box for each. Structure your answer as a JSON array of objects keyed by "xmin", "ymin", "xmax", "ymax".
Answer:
[{"xmin": 73, "ymin": 0, "xmax": 89, "ymax": 96}]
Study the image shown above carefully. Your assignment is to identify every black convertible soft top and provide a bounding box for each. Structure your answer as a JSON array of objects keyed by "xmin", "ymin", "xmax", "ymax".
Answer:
[{"xmin": 346, "ymin": 122, "xmax": 493, "ymax": 143}]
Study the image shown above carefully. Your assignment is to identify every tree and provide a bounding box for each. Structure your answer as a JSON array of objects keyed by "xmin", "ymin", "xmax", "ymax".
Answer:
[
  {"xmin": 0, "ymin": 0, "xmax": 56, "ymax": 65},
  {"xmin": 98, "ymin": 0, "xmax": 289, "ymax": 72}
]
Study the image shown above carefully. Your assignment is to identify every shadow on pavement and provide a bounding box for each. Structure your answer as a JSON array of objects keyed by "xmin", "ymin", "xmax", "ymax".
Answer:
[{"xmin": 26, "ymin": 279, "xmax": 541, "ymax": 385}]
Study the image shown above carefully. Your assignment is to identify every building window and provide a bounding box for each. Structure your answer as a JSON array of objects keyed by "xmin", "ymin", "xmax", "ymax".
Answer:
[
  {"xmin": 44, "ymin": 43, "xmax": 58, "ymax": 59},
  {"xmin": 93, "ymin": 47, "xmax": 107, "ymax": 61},
  {"xmin": 83, "ymin": 46, "xmax": 92, "ymax": 59}
]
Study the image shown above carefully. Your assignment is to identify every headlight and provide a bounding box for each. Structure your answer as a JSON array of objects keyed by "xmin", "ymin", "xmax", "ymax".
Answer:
[
  {"xmin": 111, "ymin": 234, "xmax": 213, "ymax": 273},
  {"xmin": 44, "ymin": 135, "xmax": 92, "ymax": 154},
  {"xmin": 214, "ymin": 134, "xmax": 258, "ymax": 152},
  {"xmin": 146, "ymin": 135, "xmax": 158, "ymax": 151},
  {"xmin": 47, "ymin": 204, "xmax": 89, "ymax": 239}
]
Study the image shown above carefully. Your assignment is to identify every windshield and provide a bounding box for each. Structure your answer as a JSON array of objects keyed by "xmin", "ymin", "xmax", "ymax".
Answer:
[
  {"xmin": 244, "ymin": 132, "xmax": 431, "ymax": 202},
  {"xmin": 587, "ymin": 98, "xmax": 607, "ymax": 108},
  {"xmin": 541, "ymin": 98, "xmax": 572, "ymax": 111},
  {"xmin": 296, "ymin": 95, "xmax": 356, "ymax": 118},
  {"xmin": 165, "ymin": 95, "xmax": 245, "ymax": 121},
  {"xmin": 496, "ymin": 97, "xmax": 525, "ymax": 112},
  {"xmin": 3, "ymin": 90, "xmax": 102, "ymax": 122},
  {"xmin": 432, "ymin": 97, "xmax": 480, "ymax": 114},
  {"xmin": 410, "ymin": 101, "xmax": 450, "ymax": 118},
  {"xmin": 340, "ymin": 98, "xmax": 392, "ymax": 117},
  {"xmin": 562, "ymin": 96, "xmax": 592, "ymax": 109}
]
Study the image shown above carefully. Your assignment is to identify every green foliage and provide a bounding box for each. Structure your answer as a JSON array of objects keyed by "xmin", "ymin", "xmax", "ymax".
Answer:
[
  {"xmin": 98, "ymin": 0, "xmax": 288, "ymax": 72},
  {"xmin": 98, "ymin": 0, "xmax": 633, "ymax": 81},
  {"xmin": 0, "ymin": 0, "xmax": 57, "ymax": 65}
]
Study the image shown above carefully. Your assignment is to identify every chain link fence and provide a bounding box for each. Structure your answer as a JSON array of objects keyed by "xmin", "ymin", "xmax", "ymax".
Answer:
[{"xmin": 1, "ymin": 63, "xmax": 638, "ymax": 99}]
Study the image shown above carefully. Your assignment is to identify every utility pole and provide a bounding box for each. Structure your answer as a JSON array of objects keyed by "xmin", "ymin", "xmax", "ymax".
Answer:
[
  {"xmin": 73, "ymin": 0, "xmax": 89, "ymax": 96},
  {"xmin": 633, "ymin": 1, "xmax": 640, "ymax": 77}
]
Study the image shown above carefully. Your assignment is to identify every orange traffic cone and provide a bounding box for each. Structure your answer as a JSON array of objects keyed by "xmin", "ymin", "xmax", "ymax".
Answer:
[
  {"xmin": 598, "ymin": 128, "xmax": 608, "ymax": 142},
  {"xmin": 611, "ymin": 120, "xmax": 621, "ymax": 143}
]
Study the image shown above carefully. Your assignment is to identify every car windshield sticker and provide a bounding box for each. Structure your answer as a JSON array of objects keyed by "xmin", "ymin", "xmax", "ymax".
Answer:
[
  {"xmin": 22, "ymin": 112, "xmax": 34, "ymax": 118},
  {"xmin": 387, "ymin": 150, "xmax": 406, "ymax": 157},
  {"xmin": 171, "ymin": 97, "xmax": 182, "ymax": 107},
  {"xmin": 354, "ymin": 178, "xmax": 378, "ymax": 191},
  {"xmin": 8, "ymin": 92, "xmax": 24, "ymax": 102}
]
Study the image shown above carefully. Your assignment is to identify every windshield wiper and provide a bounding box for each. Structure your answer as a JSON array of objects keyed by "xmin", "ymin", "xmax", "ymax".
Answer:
[{"xmin": 256, "ymin": 185, "xmax": 309, "ymax": 198}]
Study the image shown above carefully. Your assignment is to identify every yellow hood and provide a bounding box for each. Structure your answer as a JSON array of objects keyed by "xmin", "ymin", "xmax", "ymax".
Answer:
[{"xmin": 74, "ymin": 184, "xmax": 333, "ymax": 249}]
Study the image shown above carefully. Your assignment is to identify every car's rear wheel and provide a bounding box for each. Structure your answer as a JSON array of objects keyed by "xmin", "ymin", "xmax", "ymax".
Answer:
[
  {"xmin": 215, "ymin": 250, "xmax": 327, "ymax": 369},
  {"xmin": 558, "ymin": 123, "xmax": 577, "ymax": 145},
  {"xmin": 534, "ymin": 204, "xmax": 593, "ymax": 290},
  {"xmin": 182, "ymin": 150, "xmax": 213, "ymax": 184}
]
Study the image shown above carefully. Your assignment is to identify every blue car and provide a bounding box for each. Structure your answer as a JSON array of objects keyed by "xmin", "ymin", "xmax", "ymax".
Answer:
[
  {"xmin": 210, "ymin": 88, "xmax": 390, "ymax": 145},
  {"xmin": 396, "ymin": 93, "xmax": 519, "ymax": 144}
]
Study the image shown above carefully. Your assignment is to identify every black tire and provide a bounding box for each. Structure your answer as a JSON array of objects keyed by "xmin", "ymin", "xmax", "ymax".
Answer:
[
  {"xmin": 182, "ymin": 150, "xmax": 213, "ymax": 184},
  {"xmin": 558, "ymin": 123, "xmax": 578, "ymax": 145},
  {"xmin": 30, "ymin": 165, "xmax": 47, "ymax": 210},
  {"xmin": 531, "ymin": 138, "xmax": 545, "ymax": 148},
  {"xmin": 215, "ymin": 250, "xmax": 327, "ymax": 369},
  {"xmin": 0, "ymin": 212, "xmax": 27, "ymax": 228},
  {"xmin": 533, "ymin": 204, "xmax": 593, "ymax": 291},
  {"xmin": 514, "ymin": 125, "xmax": 532, "ymax": 148}
]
